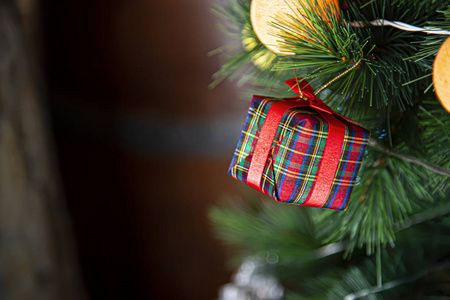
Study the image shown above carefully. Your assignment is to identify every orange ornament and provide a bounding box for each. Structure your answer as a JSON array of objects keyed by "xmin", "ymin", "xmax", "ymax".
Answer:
[
  {"xmin": 433, "ymin": 36, "xmax": 450, "ymax": 113},
  {"xmin": 250, "ymin": 0, "xmax": 339, "ymax": 55}
]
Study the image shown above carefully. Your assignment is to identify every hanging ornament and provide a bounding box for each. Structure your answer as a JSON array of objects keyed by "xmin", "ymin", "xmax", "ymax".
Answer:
[
  {"xmin": 433, "ymin": 36, "xmax": 450, "ymax": 113},
  {"xmin": 228, "ymin": 77, "xmax": 370, "ymax": 211},
  {"xmin": 250, "ymin": 0, "xmax": 339, "ymax": 55}
]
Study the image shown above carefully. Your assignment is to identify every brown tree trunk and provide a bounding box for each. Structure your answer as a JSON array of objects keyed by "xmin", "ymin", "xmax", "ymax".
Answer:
[{"xmin": 0, "ymin": 1, "xmax": 87, "ymax": 299}]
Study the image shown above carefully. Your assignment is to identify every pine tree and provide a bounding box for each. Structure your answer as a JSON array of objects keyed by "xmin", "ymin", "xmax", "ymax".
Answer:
[{"xmin": 210, "ymin": 0, "xmax": 450, "ymax": 298}]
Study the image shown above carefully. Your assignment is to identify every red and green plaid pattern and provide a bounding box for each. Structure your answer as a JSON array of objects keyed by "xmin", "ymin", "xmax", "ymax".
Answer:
[{"xmin": 228, "ymin": 95, "xmax": 370, "ymax": 210}]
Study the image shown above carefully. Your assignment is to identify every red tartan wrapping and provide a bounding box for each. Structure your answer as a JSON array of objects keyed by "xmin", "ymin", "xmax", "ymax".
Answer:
[{"xmin": 228, "ymin": 79, "xmax": 370, "ymax": 210}]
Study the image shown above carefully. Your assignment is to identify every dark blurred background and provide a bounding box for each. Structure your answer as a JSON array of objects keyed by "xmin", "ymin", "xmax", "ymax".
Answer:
[
  {"xmin": 42, "ymin": 0, "xmax": 248, "ymax": 299},
  {"xmin": 0, "ymin": 0, "xmax": 249, "ymax": 299}
]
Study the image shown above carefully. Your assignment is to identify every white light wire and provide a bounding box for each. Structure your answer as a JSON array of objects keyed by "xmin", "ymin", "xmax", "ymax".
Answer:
[{"xmin": 350, "ymin": 19, "xmax": 450, "ymax": 35}]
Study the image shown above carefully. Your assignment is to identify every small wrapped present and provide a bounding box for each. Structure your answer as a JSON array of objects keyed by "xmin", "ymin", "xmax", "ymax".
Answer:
[{"xmin": 228, "ymin": 78, "xmax": 370, "ymax": 210}]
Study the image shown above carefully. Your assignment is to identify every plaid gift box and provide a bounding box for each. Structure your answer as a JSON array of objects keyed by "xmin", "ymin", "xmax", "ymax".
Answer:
[{"xmin": 228, "ymin": 78, "xmax": 370, "ymax": 210}]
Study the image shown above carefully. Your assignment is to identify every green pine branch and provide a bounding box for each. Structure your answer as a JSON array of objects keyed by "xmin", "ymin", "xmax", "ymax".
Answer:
[
  {"xmin": 210, "ymin": 1, "xmax": 450, "ymax": 297},
  {"xmin": 411, "ymin": 5, "xmax": 450, "ymax": 67},
  {"xmin": 272, "ymin": 0, "xmax": 448, "ymax": 111},
  {"xmin": 210, "ymin": 197, "xmax": 450, "ymax": 299},
  {"xmin": 368, "ymin": 139, "xmax": 450, "ymax": 177}
]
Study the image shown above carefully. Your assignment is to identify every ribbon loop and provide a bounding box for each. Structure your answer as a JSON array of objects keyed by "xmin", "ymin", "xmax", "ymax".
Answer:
[
  {"xmin": 285, "ymin": 77, "xmax": 363, "ymax": 126},
  {"xmin": 284, "ymin": 77, "xmax": 315, "ymax": 99}
]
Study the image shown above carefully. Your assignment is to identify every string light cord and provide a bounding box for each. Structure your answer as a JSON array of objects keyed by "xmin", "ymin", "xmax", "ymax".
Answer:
[{"xmin": 350, "ymin": 19, "xmax": 450, "ymax": 35}]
